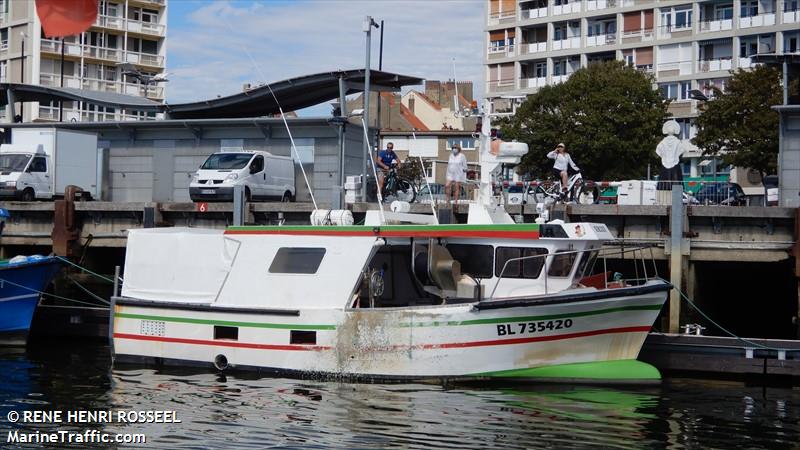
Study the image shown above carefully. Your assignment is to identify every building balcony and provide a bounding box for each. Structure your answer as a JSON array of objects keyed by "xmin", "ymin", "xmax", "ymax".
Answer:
[
  {"xmin": 122, "ymin": 82, "xmax": 164, "ymax": 99},
  {"xmin": 739, "ymin": 13, "xmax": 776, "ymax": 28},
  {"xmin": 521, "ymin": 7, "xmax": 548, "ymax": 20},
  {"xmin": 553, "ymin": 2, "xmax": 580, "ymax": 15},
  {"xmin": 738, "ymin": 56, "xmax": 756, "ymax": 69},
  {"xmin": 697, "ymin": 57, "xmax": 733, "ymax": 73},
  {"xmin": 587, "ymin": 0, "xmax": 617, "ymax": 11},
  {"xmin": 82, "ymin": 77, "xmax": 124, "ymax": 94},
  {"xmin": 488, "ymin": 10, "xmax": 516, "ymax": 26},
  {"xmin": 129, "ymin": 0, "xmax": 166, "ymax": 6},
  {"xmin": 125, "ymin": 51, "xmax": 164, "ymax": 68},
  {"xmin": 127, "ymin": 20, "xmax": 166, "ymax": 36},
  {"xmin": 657, "ymin": 24, "xmax": 693, "ymax": 39},
  {"xmin": 698, "ymin": 18, "xmax": 733, "ymax": 33},
  {"xmin": 586, "ymin": 33, "xmax": 616, "ymax": 47},
  {"xmin": 784, "ymin": 9, "xmax": 800, "ymax": 24},
  {"xmin": 487, "ymin": 79, "xmax": 517, "ymax": 93},
  {"xmin": 522, "ymin": 77, "xmax": 547, "ymax": 89},
  {"xmin": 657, "ymin": 61, "xmax": 693, "ymax": 76},
  {"xmin": 621, "ymin": 28, "xmax": 654, "ymax": 43},
  {"xmin": 0, "ymin": 40, "xmax": 7, "ymax": 52},
  {"xmin": 83, "ymin": 44, "xmax": 123, "ymax": 62},
  {"xmin": 487, "ymin": 45, "xmax": 516, "ymax": 60},
  {"xmin": 521, "ymin": 41, "xmax": 547, "ymax": 54},
  {"xmin": 40, "ymin": 39, "xmax": 83, "ymax": 57},
  {"xmin": 94, "ymin": 14, "xmax": 124, "ymax": 30},
  {"xmin": 551, "ymin": 73, "xmax": 572, "ymax": 84},
  {"xmin": 635, "ymin": 64, "xmax": 654, "ymax": 74},
  {"xmin": 551, "ymin": 37, "xmax": 581, "ymax": 50},
  {"xmin": 39, "ymin": 73, "xmax": 82, "ymax": 89},
  {"xmin": 0, "ymin": 12, "xmax": 6, "ymax": 23}
]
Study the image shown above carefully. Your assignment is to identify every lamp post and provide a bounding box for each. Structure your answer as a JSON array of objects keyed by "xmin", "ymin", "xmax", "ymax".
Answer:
[
  {"xmin": 18, "ymin": 31, "xmax": 25, "ymax": 121},
  {"xmin": 361, "ymin": 16, "xmax": 379, "ymax": 201}
]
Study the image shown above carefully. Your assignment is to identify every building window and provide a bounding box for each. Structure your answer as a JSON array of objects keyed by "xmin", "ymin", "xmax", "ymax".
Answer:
[
  {"xmin": 269, "ymin": 248, "xmax": 326, "ymax": 274},
  {"xmin": 535, "ymin": 62, "xmax": 547, "ymax": 78},
  {"xmin": 446, "ymin": 137, "xmax": 476, "ymax": 150},
  {"xmin": 676, "ymin": 118, "xmax": 695, "ymax": 140},
  {"xmin": 661, "ymin": 6, "xmax": 692, "ymax": 30},
  {"xmin": 714, "ymin": 4, "xmax": 734, "ymax": 20},
  {"xmin": 660, "ymin": 81, "xmax": 691, "ymax": 101},
  {"xmin": 740, "ymin": 0, "xmax": 758, "ymax": 17}
]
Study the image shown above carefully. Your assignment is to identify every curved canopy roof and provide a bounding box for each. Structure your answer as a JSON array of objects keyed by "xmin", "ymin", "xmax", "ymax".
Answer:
[{"xmin": 0, "ymin": 69, "xmax": 423, "ymax": 119}]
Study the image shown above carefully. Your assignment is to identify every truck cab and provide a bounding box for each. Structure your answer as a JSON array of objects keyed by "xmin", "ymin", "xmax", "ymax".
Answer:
[
  {"xmin": 189, "ymin": 150, "xmax": 296, "ymax": 202},
  {"xmin": 0, "ymin": 145, "xmax": 52, "ymax": 201}
]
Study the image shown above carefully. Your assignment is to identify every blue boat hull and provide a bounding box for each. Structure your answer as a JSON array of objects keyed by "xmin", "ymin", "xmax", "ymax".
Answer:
[{"xmin": 0, "ymin": 257, "xmax": 62, "ymax": 338}]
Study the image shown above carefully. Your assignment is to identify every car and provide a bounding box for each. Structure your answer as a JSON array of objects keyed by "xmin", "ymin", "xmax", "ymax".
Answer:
[{"xmin": 693, "ymin": 182, "xmax": 747, "ymax": 206}]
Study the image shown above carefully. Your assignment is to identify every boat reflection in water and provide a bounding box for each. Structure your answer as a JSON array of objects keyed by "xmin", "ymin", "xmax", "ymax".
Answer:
[{"xmin": 0, "ymin": 342, "xmax": 798, "ymax": 448}]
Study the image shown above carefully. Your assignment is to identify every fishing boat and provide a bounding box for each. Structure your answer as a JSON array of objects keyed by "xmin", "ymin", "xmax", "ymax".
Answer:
[
  {"xmin": 0, "ymin": 210, "xmax": 63, "ymax": 344},
  {"xmin": 110, "ymin": 114, "xmax": 671, "ymax": 383}
]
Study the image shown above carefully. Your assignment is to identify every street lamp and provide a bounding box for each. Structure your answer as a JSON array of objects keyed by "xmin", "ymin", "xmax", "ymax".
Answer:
[
  {"xmin": 361, "ymin": 16, "xmax": 380, "ymax": 201},
  {"xmin": 689, "ymin": 89, "xmax": 708, "ymax": 102}
]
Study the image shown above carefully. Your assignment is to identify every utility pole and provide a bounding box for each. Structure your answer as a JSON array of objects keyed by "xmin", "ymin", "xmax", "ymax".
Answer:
[
  {"xmin": 18, "ymin": 32, "xmax": 25, "ymax": 121},
  {"xmin": 362, "ymin": 16, "xmax": 379, "ymax": 201},
  {"xmin": 375, "ymin": 20, "xmax": 385, "ymax": 153},
  {"xmin": 59, "ymin": 38, "xmax": 65, "ymax": 121}
]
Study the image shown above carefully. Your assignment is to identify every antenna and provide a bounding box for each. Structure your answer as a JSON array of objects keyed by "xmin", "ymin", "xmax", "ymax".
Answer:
[
  {"xmin": 222, "ymin": 21, "xmax": 318, "ymax": 210},
  {"xmin": 452, "ymin": 58, "xmax": 460, "ymax": 117}
]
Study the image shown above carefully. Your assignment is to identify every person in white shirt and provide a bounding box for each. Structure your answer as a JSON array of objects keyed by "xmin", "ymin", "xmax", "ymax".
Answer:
[
  {"xmin": 547, "ymin": 143, "xmax": 580, "ymax": 196},
  {"xmin": 446, "ymin": 144, "xmax": 468, "ymax": 204}
]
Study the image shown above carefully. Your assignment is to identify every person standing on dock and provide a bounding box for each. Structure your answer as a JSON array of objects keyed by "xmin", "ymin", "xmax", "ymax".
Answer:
[
  {"xmin": 376, "ymin": 142, "xmax": 400, "ymax": 196},
  {"xmin": 446, "ymin": 144, "xmax": 468, "ymax": 204},
  {"xmin": 547, "ymin": 143, "xmax": 580, "ymax": 199}
]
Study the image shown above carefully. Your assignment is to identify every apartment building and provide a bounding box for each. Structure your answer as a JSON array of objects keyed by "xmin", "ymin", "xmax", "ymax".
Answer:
[
  {"xmin": 485, "ymin": 0, "xmax": 799, "ymax": 182},
  {"xmin": 0, "ymin": 0, "xmax": 167, "ymax": 122}
]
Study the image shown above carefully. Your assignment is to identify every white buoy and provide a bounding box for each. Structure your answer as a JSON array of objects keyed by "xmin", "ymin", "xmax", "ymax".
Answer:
[{"xmin": 390, "ymin": 201, "xmax": 411, "ymax": 213}]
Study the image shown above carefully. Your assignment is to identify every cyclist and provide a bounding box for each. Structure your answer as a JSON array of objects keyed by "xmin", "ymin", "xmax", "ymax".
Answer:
[
  {"xmin": 547, "ymin": 143, "xmax": 580, "ymax": 199},
  {"xmin": 375, "ymin": 142, "xmax": 400, "ymax": 195}
]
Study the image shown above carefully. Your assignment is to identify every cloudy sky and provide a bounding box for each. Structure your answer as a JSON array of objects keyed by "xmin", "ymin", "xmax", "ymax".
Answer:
[{"xmin": 165, "ymin": 0, "xmax": 485, "ymax": 116}]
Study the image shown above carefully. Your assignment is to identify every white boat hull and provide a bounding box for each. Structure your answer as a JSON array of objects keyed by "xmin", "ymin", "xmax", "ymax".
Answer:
[{"xmin": 112, "ymin": 282, "xmax": 669, "ymax": 381}]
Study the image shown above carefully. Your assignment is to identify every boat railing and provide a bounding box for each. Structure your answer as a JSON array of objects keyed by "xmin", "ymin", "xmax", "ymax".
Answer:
[{"xmin": 489, "ymin": 244, "xmax": 659, "ymax": 300}]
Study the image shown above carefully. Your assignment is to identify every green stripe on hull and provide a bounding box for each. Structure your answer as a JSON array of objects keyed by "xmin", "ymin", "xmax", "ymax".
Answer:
[
  {"xmin": 476, "ymin": 360, "xmax": 661, "ymax": 381},
  {"xmin": 114, "ymin": 313, "xmax": 336, "ymax": 330},
  {"xmin": 402, "ymin": 304, "xmax": 664, "ymax": 328}
]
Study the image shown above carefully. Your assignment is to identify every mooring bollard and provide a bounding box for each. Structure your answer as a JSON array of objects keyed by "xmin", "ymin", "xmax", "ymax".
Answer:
[{"xmin": 669, "ymin": 184, "xmax": 684, "ymax": 333}]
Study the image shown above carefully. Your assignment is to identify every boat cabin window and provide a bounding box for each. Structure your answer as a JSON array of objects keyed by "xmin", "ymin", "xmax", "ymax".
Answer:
[
  {"xmin": 548, "ymin": 251, "xmax": 577, "ymax": 277},
  {"xmin": 446, "ymin": 244, "xmax": 493, "ymax": 278},
  {"xmin": 495, "ymin": 247, "xmax": 548, "ymax": 278},
  {"xmin": 575, "ymin": 250, "xmax": 599, "ymax": 278},
  {"xmin": 268, "ymin": 247, "xmax": 326, "ymax": 274}
]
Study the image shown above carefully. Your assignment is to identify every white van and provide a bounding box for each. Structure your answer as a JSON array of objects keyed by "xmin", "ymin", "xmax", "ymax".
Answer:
[{"xmin": 189, "ymin": 151, "xmax": 295, "ymax": 202}]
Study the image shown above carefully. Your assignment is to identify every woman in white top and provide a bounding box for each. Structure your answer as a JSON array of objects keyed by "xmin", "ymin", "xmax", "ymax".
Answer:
[
  {"xmin": 547, "ymin": 143, "xmax": 580, "ymax": 195},
  {"xmin": 446, "ymin": 144, "xmax": 468, "ymax": 204}
]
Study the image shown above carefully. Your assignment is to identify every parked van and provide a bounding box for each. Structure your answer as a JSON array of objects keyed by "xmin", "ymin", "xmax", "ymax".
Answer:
[{"xmin": 189, "ymin": 151, "xmax": 295, "ymax": 202}]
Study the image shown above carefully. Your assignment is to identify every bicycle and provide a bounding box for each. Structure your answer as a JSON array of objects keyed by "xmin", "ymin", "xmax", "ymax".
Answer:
[
  {"xmin": 530, "ymin": 171, "xmax": 596, "ymax": 204},
  {"xmin": 381, "ymin": 165, "xmax": 417, "ymax": 203}
]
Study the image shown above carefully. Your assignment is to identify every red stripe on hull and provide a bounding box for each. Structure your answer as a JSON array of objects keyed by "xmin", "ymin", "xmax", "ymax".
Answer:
[
  {"xmin": 114, "ymin": 326, "xmax": 650, "ymax": 353},
  {"xmin": 419, "ymin": 326, "xmax": 652, "ymax": 349},
  {"xmin": 113, "ymin": 333, "xmax": 331, "ymax": 351}
]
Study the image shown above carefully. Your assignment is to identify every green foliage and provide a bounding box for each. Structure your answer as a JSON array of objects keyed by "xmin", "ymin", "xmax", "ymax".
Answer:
[
  {"xmin": 501, "ymin": 61, "xmax": 669, "ymax": 180},
  {"xmin": 692, "ymin": 65, "xmax": 781, "ymax": 176}
]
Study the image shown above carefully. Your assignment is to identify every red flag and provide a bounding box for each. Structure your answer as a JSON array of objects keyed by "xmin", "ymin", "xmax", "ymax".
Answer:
[{"xmin": 36, "ymin": 0, "xmax": 98, "ymax": 38}]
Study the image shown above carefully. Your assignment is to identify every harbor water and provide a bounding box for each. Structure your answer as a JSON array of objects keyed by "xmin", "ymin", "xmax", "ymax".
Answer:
[{"xmin": 0, "ymin": 341, "xmax": 798, "ymax": 449}]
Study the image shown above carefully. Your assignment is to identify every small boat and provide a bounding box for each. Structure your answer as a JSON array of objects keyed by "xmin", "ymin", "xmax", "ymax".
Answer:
[
  {"xmin": 0, "ymin": 208, "xmax": 64, "ymax": 344},
  {"xmin": 111, "ymin": 115, "xmax": 671, "ymax": 383}
]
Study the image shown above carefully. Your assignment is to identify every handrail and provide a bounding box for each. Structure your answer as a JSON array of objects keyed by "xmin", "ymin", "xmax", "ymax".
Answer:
[{"xmin": 488, "ymin": 244, "xmax": 659, "ymax": 300}]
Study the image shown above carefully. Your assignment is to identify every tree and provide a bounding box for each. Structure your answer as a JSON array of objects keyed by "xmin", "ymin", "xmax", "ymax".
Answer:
[
  {"xmin": 501, "ymin": 61, "xmax": 669, "ymax": 180},
  {"xmin": 692, "ymin": 65, "xmax": 782, "ymax": 178}
]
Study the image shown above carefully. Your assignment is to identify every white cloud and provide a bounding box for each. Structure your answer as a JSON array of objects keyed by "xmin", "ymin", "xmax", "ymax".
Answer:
[{"xmin": 165, "ymin": 0, "xmax": 485, "ymax": 115}]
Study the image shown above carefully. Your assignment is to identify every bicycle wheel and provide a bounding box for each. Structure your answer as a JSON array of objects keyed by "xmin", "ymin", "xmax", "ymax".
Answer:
[
  {"xmin": 391, "ymin": 178, "xmax": 417, "ymax": 203},
  {"xmin": 530, "ymin": 185, "xmax": 548, "ymax": 204},
  {"xmin": 572, "ymin": 183, "xmax": 598, "ymax": 205}
]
